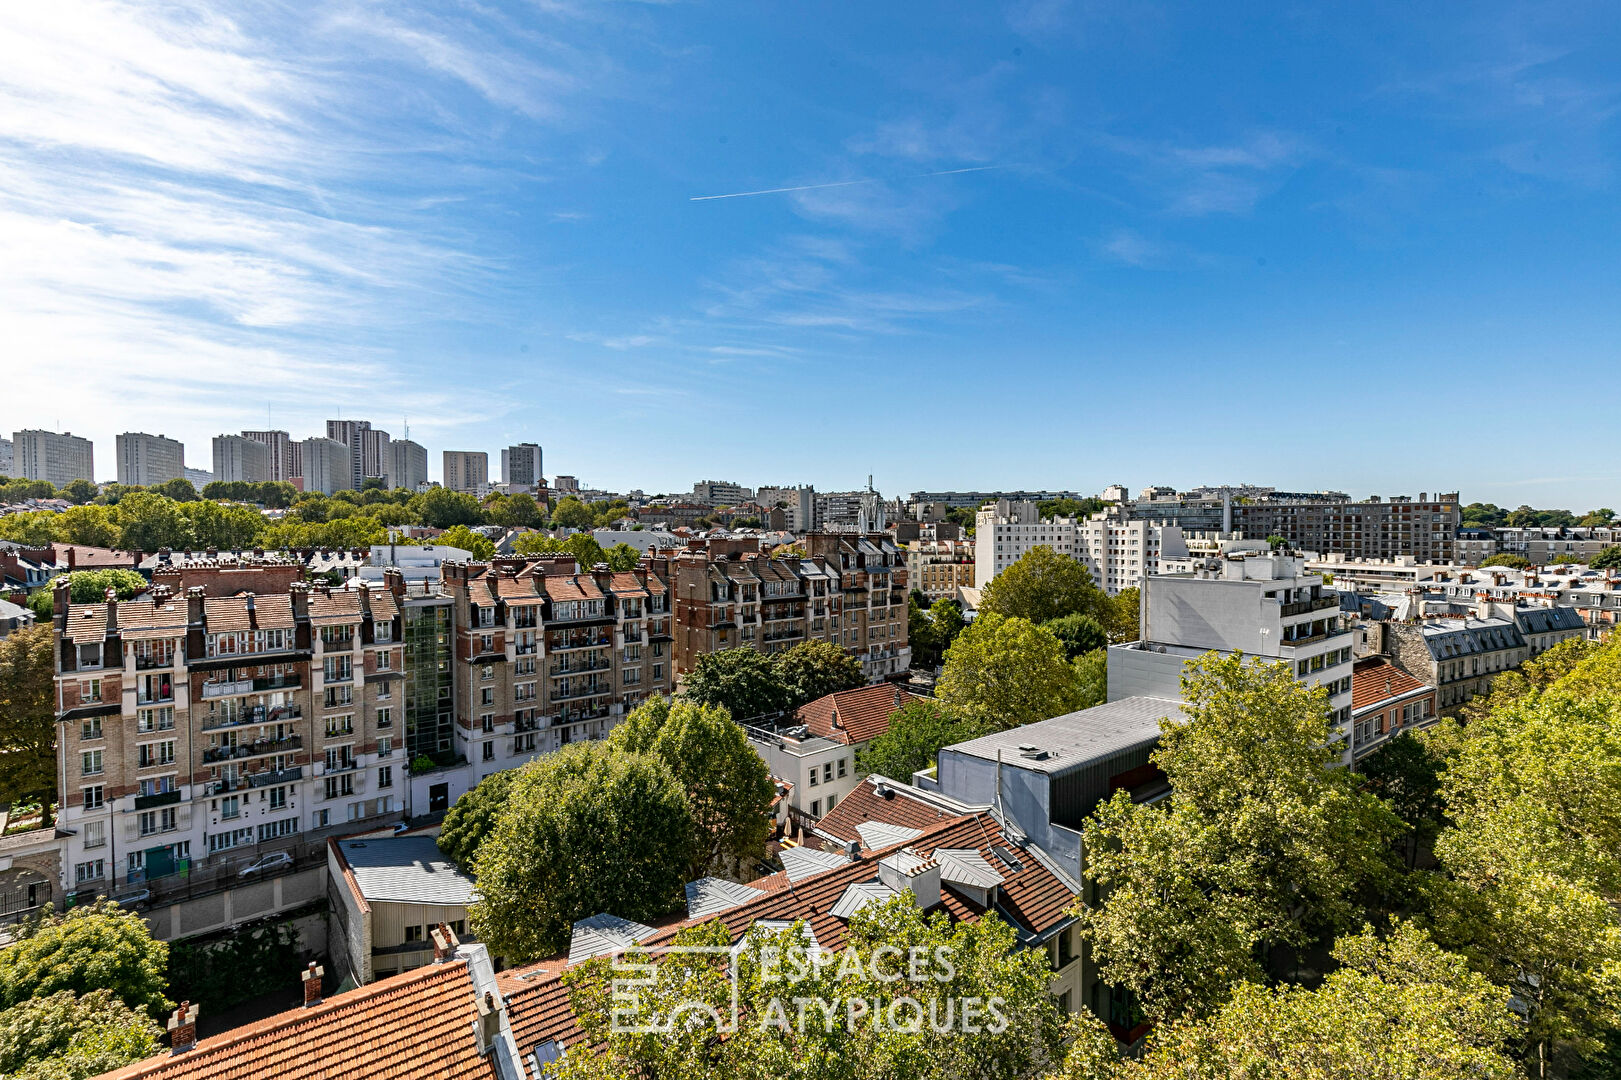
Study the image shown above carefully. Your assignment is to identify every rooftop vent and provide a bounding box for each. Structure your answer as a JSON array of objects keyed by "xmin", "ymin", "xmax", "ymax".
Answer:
[
  {"xmin": 1017, "ymin": 744, "xmax": 1049, "ymax": 761},
  {"xmin": 875, "ymin": 782, "xmax": 893, "ymax": 799}
]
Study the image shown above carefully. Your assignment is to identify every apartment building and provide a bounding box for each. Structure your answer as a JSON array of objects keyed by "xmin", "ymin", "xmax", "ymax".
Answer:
[
  {"xmin": 52, "ymin": 564, "xmax": 408, "ymax": 898},
  {"xmin": 905, "ymin": 538, "xmax": 975, "ymax": 602},
  {"xmin": 211, "ymin": 435, "xmax": 271, "ymax": 484},
  {"xmin": 1107, "ymin": 552, "xmax": 1357, "ymax": 761},
  {"xmin": 1374, "ymin": 594, "xmax": 1586, "ymax": 711},
  {"xmin": 0, "ymin": 436, "xmax": 12, "ymax": 476},
  {"xmin": 975, "ymin": 500, "xmax": 1172, "ymax": 596},
  {"xmin": 501, "ymin": 443, "xmax": 543, "ymax": 490},
  {"xmin": 115, "ymin": 433, "xmax": 186, "ymax": 487},
  {"xmin": 908, "ymin": 490, "xmax": 1083, "ymax": 510},
  {"xmin": 691, "ymin": 479, "xmax": 752, "ymax": 506},
  {"xmin": 12, "ymin": 429, "xmax": 94, "ymax": 486},
  {"xmin": 438, "ymin": 556, "xmax": 675, "ymax": 785},
  {"xmin": 1349, "ymin": 660, "xmax": 1437, "ymax": 762},
  {"xmin": 326, "ymin": 420, "xmax": 391, "ymax": 491},
  {"xmin": 391, "ymin": 440, "xmax": 429, "ymax": 493},
  {"xmin": 656, "ymin": 533, "xmax": 910, "ymax": 688},
  {"xmin": 241, "ymin": 430, "xmax": 298, "ymax": 484},
  {"xmin": 1232, "ymin": 492, "xmax": 1460, "ymax": 563},
  {"xmin": 442, "ymin": 451, "xmax": 488, "ymax": 495},
  {"xmin": 757, "ymin": 484, "xmax": 815, "ymax": 531}
]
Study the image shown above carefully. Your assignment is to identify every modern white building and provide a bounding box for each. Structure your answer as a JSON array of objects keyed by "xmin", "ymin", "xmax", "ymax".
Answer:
[
  {"xmin": 692, "ymin": 480, "xmax": 752, "ymax": 505},
  {"xmin": 211, "ymin": 435, "xmax": 272, "ymax": 484},
  {"xmin": 115, "ymin": 433, "xmax": 187, "ymax": 488},
  {"xmin": 326, "ymin": 420, "xmax": 391, "ymax": 490},
  {"xmin": 758, "ymin": 485, "xmax": 815, "ymax": 531},
  {"xmin": 975, "ymin": 499, "xmax": 1178, "ymax": 596},
  {"xmin": 299, "ymin": 437, "xmax": 351, "ymax": 495},
  {"xmin": 0, "ymin": 436, "xmax": 12, "ymax": 476},
  {"xmin": 13, "ymin": 429, "xmax": 95, "ymax": 486},
  {"xmin": 1108, "ymin": 552, "xmax": 1356, "ymax": 762},
  {"xmin": 442, "ymin": 451, "xmax": 488, "ymax": 495}
]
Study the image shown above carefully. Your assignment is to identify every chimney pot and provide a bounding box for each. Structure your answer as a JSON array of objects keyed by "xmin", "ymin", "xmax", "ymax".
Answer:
[
  {"xmin": 302, "ymin": 961, "xmax": 325, "ymax": 1007},
  {"xmin": 167, "ymin": 1001, "xmax": 200, "ymax": 1054}
]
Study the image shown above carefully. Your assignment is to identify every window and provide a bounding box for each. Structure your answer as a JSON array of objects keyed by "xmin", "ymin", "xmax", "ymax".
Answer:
[
  {"xmin": 209, "ymin": 827, "xmax": 254, "ymax": 854},
  {"xmin": 378, "ymin": 736, "xmax": 393, "ymax": 758},
  {"xmin": 324, "ymin": 685, "xmax": 353, "ymax": 709},
  {"xmin": 378, "ymin": 766, "xmax": 393, "ymax": 789},
  {"xmin": 74, "ymin": 860, "xmax": 106, "ymax": 884},
  {"xmin": 220, "ymin": 796, "xmax": 240, "ymax": 820},
  {"xmin": 83, "ymin": 819, "xmax": 105, "ymax": 848},
  {"xmin": 482, "ymin": 743, "xmax": 495, "ymax": 762},
  {"xmin": 376, "ymin": 707, "xmax": 392, "ymax": 729},
  {"xmin": 481, "ymin": 713, "xmax": 494, "ymax": 733},
  {"xmin": 138, "ymin": 741, "xmax": 175, "ymax": 769},
  {"xmin": 375, "ymin": 650, "xmax": 392, "ymax": 671},
  {"xmin": 826, "ymin": 794, "xmax": 837, "ymax": 811},
  {"xmin": 259, "ymin": 817, "xmax": 298, "ymax": 842},
  {"xmin": 137, "ymin": 707, "xmax": 175, "ymax": 733},
  {"xmin": 81, "ymin": 717, "xmax": 102, "ymax": 740},
  {"xmin": 314, "ymin": 809, "xmax": 331, "ymax": 829},
  {"xmin": 808, "ymin": 769, "xmax": 819, "ymax": 787},
  {"xmin": 404, "ymin": 925, "xmax": 424, "ymax": 942},
  {"xmin": 324, "ymin": 773, "xmax": 356, "ymax": 800},
  {"xmin": 810, "ymin": 799, "xmax": 821, "ymax": 817},
  {"xmin": 268, "ymin": 786, "xmax": 287, "ymax": 810},
  {"xmin": 325, "ymin": 715, "xmax": 354, "ymax": 738},
  {"xmin": 837, "ymin": 758, "xmax": 847, "ymax": 778},
  {"xmin": 81, "ymin": 785, "xmax": 103, "ymax": 809},
  {"xmin": 480, "ymin": 688, "xmax": 494, "ymax": 707},
  {"xmin": 822, "ymin": 763, "xmax": 833, "ymax": 783},
  {"xmin": 80, "ymin": 678, "xmax": 101, "ymax": 703},
  {"xmin": 81, "ymin": 750, "xmax": 103, "ymax": 776},
  {"xmin": 138, "ymin": 808, "xmax": 176, "ymax": 836},
  {"xmin": 325, "ymin": 745, "xmax": 354, "ymax": 772}
]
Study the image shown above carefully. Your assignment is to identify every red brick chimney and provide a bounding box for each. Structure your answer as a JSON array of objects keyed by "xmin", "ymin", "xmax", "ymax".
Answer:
[
  {"xmin": 301, "ymin": 961, "xmax": 325, "ymax": 1007},
  {"xmin": 167, "ymin": 1001, "xmax": 199, "ymax": 1054}
]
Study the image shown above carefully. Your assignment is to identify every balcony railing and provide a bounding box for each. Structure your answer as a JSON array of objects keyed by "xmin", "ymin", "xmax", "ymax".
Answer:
[
  {"xmin": 551, "ymin": 659, "xmax": 611, "ymax": 676},
  {"xmin": 514, "ymin": 643, "xmax": 538, "ymax": 655},
  {"xmin": 201, "ymin": 679, "xmax": 254, "ymax": 700},
  {"xmin": 557, "ymin": 706, "xmax": 611, "ymax": 724},
  {"xmin": 133, "ymin": 790, "xmax": 182, "ymax": 810},
  {"xmin": 203, "ymin": 735, "xmax": 302, "ymax": 763},
  {"xmin": 248, "ymin": 767, "xmax": 303, "ymax": 788},
  {"xmin": 549, "ymin": 635, "xmax": 613, "ymax": 651},
  {"xmin": 1280, "ymin": 595, "xmax": 1341, "ymax": 617},
  {"xmin": 551, "ymin": 685, "xmax": 610, "ymax": 703},
  {"xmin": 200, "ymin": 704, "xmax": 302, "ymax": 731}
]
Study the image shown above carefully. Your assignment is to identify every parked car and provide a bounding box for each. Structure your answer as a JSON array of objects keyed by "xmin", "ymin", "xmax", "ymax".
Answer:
[{"xmin": 238, "ymin": 851, "xmax": 294, "ymax": 877}]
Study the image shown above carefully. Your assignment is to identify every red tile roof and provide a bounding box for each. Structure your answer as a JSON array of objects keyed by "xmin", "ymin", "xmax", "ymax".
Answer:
[
  {"xmin": 98, "ymin": 961, "xmax": 499, "ymax": 1080},
  {"xmin": 813, "ymin": 777, "xmax": 959, "ymax": 847},
  {"xmin": 799, "ymin": 683, "xmax": 916, "ymax": 746},
  {"xmin": 543, "ymin": 576, "xmax": 603, "ymax": 603},
  {"xmin": 1351, "ymin": 661, "xmax": 1431, "ymax": 711}
]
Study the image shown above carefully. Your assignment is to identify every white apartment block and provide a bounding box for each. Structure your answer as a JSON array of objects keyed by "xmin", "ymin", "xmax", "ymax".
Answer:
[
  {"xmin": 391, "ymin": 440, "xmax": 428, "ymax": 493},
  {"xmin": 13, "ymin": 429, "xmax": 95, "ymax": 487},
  {"xmin": 1108, "ymin": 552, "xmax": 1356, "ymax": 762},
  {"xmin": 299, "ymin": 438, "xmax": 351, "ymax": 495},
  {"xmin": 242, "ymin": 430, "xmax": 297, "ymax": 484},
  {"xmin": 692, "ymin": 480, "xmax": 752, "ymax": 505},
  {"xmin": 502, "ymin": 444, "xmax": 543, "ymax": 489},
  {"xmin": 211, "ymin": 436, "xmax": 271, "ymax": 484},
  {"xmin": 975, "ymin": 500, "xmax": 1172, "ymax": 596},
  {"xmin": 0, "ymin": 436, "xmax": 12, "ymax": 476},
  {"xmin": 115, "ymin": 433, "xmax": 187, "ymax": 488}
]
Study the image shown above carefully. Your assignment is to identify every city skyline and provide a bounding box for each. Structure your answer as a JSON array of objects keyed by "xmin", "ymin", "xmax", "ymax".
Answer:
[{"xmin": 3, "ymin": 3, "xmax": 1620, "ymax": 506}]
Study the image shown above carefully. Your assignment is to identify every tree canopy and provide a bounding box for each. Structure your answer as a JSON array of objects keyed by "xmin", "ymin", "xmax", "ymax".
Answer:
[
  {"xmin": 610, "ymin": 698, "xmax": 776, "ymax": 877},
  {"xmin": 1479, "ymin": 553, "xmax": 1531, "ymax": 569},
  {"xmin": 436, "ymin": 769, "xmax": 519, "ymax": 868},
  {"xmin": 857, "ymin": 698, "xmax": 986, "ymax": 781},
  {"xmin": 979, "ymin": 547, "xmax": 1106, "ymax": 626},
  {"xmin": 1079, "ymin": 653, "xmax": 1402, "ymax": 1024},
  {"xmin": 470, "ymin": 742, "xmax": 695, "ymax": 962},
  {"xmin": 62, "ymin": 569, "xmax": 147, "ymax": 603},
  {"xmin": 0, "ymin": 989, "xmax": 163, "ymax": 1080},
  {"xmin": 0, "ymin": 901, "xmax": 171, "ymax": 1019},
  {"xmin": 682, "ymin": 647, "xmax": 789, "ymax": 721},
  {"xmin": 936, "ymin": 613, "xmax": 1086, "ymax": 730},
  {"xmin": 0, "ymin": 626, "xmax": 58, "ymax": 823},
  {"xmin": 1043, "ymin": 613, "xmax": 1107, "ymax": 660},
  {"xmin": 771, "ymin": 639, "xmax": 865, "ymax": 711}
]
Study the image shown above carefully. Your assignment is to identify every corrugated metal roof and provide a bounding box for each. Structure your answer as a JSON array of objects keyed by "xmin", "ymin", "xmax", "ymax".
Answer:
[
  {"xmin": 855, "ymin": 822, "xmax": 921, "ymax": 851},
  {"xmin": 336, "ymin": 837, "xmax": 476, "ymax": 907},
  {"xmin": 829, "ymin": 881, "xmax": 898, "ymax": 920},
  {"xmin": 567, "ymin": 913, "xmax": 656, "ymax": 964},
  {"xmin": 934, "ymin": 848, "xmax": 1004, "ymax": 889},
  {"xmin": 683, "ymin": 877, "xmax": 766, "ymax": 920},
  {"xmin": 780, "ymin": 845, "xmax": 848, "ymax": 882}
]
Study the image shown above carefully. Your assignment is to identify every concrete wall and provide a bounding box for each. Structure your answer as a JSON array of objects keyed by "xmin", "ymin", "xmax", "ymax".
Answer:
[
  {"xmin": 1146, "ymin": 576, "xmax": 1282, "ymax": 655},
  {"xmin": 1105, "ymin": 647, "xmax": 1184, "ymax": 702},
  {"xmin": 142, "ymin": 865, "xmax": 325, "ymax": 941}
]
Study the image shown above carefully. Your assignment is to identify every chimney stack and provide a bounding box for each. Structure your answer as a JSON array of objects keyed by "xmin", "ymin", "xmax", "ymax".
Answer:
[
  {"xmin": 167, "ymin": 1001, "xmax": 199, "ymax": 1054},
  {"xmin": 431, "ymin": 922, "xmax": 460, "ymax": 963},
  {"xmin": 302, "ymin": 961, "xmax": 325, "ymax": 1007}
]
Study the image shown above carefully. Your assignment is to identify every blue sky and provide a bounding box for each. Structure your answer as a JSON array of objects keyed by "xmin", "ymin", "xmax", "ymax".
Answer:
[{"xmin": 3, "ymin": 2, "xmax": 1620, "ymax": 507}]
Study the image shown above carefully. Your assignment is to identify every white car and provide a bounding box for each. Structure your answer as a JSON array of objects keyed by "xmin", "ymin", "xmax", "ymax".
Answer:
[{"xmin": 238, "ymin": 851, "xmax": 294, "ymax": 877}]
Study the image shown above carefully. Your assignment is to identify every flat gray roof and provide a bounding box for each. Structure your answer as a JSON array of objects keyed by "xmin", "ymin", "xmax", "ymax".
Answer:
[
  {"xmin": 942, "ymin": 695, "xmax": 1177, "ymax": 775},
  {"xmin": 337, "ymin": 836, "xmax": 477, "ymax": 906}
]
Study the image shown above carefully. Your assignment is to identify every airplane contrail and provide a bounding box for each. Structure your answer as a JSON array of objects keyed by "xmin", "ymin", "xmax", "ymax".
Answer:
[{"xmin": 690, "ymin": 164, "xmax": 1011, "ymax": 202}]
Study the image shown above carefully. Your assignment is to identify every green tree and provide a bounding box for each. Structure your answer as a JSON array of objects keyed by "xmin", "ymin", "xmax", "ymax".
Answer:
[
  {"xmin": 611, "ymin": 698, "xmax": 775, "ymax": 877},
  {"xmin": 1592, "ymin": 545, "xmax": 1621, "ymax": 570},
  {"xmin": 1066, "ymin": 921, "xmax": 1519, "ymax": 1080},
  {"xmin": 0, "ymin": 901, "xmax": 170, "ymax": 1018},
  {"xmin": 0, "ymin": 626, "xmax": 57, "ymax": 824},
  {"xmin": 1480, "ymin": 553, "xmax": 1531, "ymax": 569},
  {"xmin": 437, "ymin": 769, "xmax": 519, "ymax": 868},
  {"xmin": 562, "ymin": 896, "xmax": 1068, "ymax": 1080},
  {"xmin": 1266, "ymin": 533, "xmax": 1287, "ymax": 550},
  {"xmin": 979, "ymin": 546, "xmax": 1105, "ymax": 626},
  {"xmin": 54, "ymin": 506, "xmax": 120, "ymax": 548},
  {"xmin": 774, "ymin": 639, "xmax": 865, "ymax": 711},
  {"xmin": 936, "ymin": 613, "xmax": 1085, "ymax": 730},
  {"xmin": 63, "ymin": 569, "xmax": 147, "ymax": 603},
  {"xmin": 1072, "ymin": 648, "xmax": 1107, "ymax": 711},
  {"xmin": 148, "ymin": 478, "xmax": 198, "ymax": 503},
  {"xmin": 113, "ymin": 492, "xmax": 190, "ymax": 552},
  {"xmin": 682, "ymin": 648, "xmax": 790, "ymax": 721},
  {"xmin": 1357, "ymin": 731, "xmax": 1444, "ymax": 869},
  {"xmin": 58, "ymin": 479, "xmax": 99, "ymax": 505},
  {"xmin": 603, "ymin": 542, "xmax": 641, "ymax": 571},
  {"xmin": 486, "ymin": 493, "xmax": 544, "ymax": 528},
  {"xmin": 857, "ymin": 698, "xmax": 984, "ymax": 781},
  {"xmin": 433, "ymin": 524, "xmax": 496, "ymax": 560},
  {"xmin": 1043, "ymin": 612, "xmax": 1107, "ymax": 660},
  {"xmin": 550, "ymin": 496, "xmax": 596, "ymax": 530},
  {"xmin": 1038, "ymin": 496, "xmax": 1104, "ymax": 520},
  {"xmin": 470, "ymin": 743, "xmax": 696, "ymax": 962},
  {"xmin": 0, "ymin": 512, "xmax": 61, "ymax": 546},
  {"xmin": 182, "ymin": 500, "xmax": 264, "ymax": 551},
  {"xmin": 415, "ymin": 487, "xmax": 485, "ymax": 529},
  {"xmin": 1079, "ymin": 653, "xmax": 1403, "ymax": 1024},
  {"xmin": 1106, "ymin": 587, "xmax": 1140, "ymax": 644},
  {"xmin": 0, "ymin": 989, "xmax": 162, "ymax": 1080}
]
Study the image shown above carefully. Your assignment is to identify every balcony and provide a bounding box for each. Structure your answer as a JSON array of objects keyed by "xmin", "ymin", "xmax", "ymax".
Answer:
[
  {"xmin": 248, "ymin": 767, "xmax": 303, "ymax": 788},
  {"xmin": 514, "ymin": 642, "xmax": 538, "ymax": 656},
  {"xmin": 133, "ymin": 790, "xmax": 182, "ymax": 811},
  {"xmin": 548, "ymin": 634, "xmax": 613, "ymax": 652},
  {"xmin": 551, "ymin": 659, "xmax": 611, "ymax": 676},
  {"xmin": 1280, "ymin": 595, "xmax": 1340, "ymax": 617},
  {"xmin": 200, "ymin": 703, "xmax": 302, "ymax": 731},
  {"xmin": 551, "ymin": 685, "xmax": 609, "ymax": 703},
  {"xmin": 203, "ymin": 735, "xmax": 302, "ymax": 764},
  {"xmin": 557, "ymin": 706, "xmax": 611, "ymax": 724},
  {"xmin": 135, "ymin": 653, "xmax": 175, "ymax": 671},
  {"xmin": 201, "ymin": 679, "xmax": 254, "ymax": 700},
  {"xmin": 322, "ymin": 759, "xmax": 359, "ymax": 774}
]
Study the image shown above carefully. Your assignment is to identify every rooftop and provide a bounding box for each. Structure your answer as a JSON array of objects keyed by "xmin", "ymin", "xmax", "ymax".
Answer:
[
  {"xmin": 333, "ymin": 837, "xmax": 477, "ymax": 907},
  {"xmin": 941, "ymin": 695, "xmax": 1176, "ymax": 775}
]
